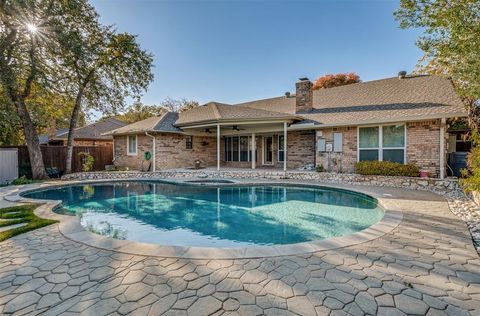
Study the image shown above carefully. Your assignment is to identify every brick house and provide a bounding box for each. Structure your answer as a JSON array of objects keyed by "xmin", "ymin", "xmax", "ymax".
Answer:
[{"xmin": 106, "ymin": 74, "xmax": 467, "ymax": 178}]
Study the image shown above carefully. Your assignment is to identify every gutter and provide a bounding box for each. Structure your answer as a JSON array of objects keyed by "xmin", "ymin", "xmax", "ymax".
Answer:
[{"xmin": 145, "ymin": 132, "xmax": 156, "ymax": 172}]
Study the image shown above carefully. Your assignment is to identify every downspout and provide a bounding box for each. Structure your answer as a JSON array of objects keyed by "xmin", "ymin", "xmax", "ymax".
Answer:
[{"xmin": 145, "ymin": 132, "xmax": 156, "ymax": 172}]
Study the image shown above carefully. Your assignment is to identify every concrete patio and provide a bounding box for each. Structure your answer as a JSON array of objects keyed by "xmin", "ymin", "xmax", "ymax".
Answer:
[{"xmin": 0, "ymin": 183, "xmax": 479, "ymax": 315}]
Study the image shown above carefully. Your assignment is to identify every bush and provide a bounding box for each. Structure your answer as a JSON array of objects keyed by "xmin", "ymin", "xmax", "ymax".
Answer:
[
  {"xmin": 315, "ymin": 165, "xmax": 325, "ymax": 172},
  {"xmin": 355, "ymin": 161, "xmax": 420, "ymax": 177},
  {"xmin": 10, "ymin": 176, "xmax": 34, "ymax": 185},
  {"xmin": 78, "ymin": 152, "xmax": 94, "ymax": 172},
  {"xmin": 460, "ymin": 147, "xmax": 480, "ymax": 193}
]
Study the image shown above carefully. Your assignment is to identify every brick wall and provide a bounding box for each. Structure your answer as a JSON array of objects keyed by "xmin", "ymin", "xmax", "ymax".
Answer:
[
  {"xmin": 113, "ymin": 135, "xmax": 153, "ymax": 171},
  {"xmin": 316, "ymin": 127, "xmax": 357, "ymax": 173},
  {"xmin": 406, "ymin": 120, "xmax": 441, "ymax": 177},
  {"xmin": 112, "ymin": 121, "xmax": 444, "ymax": 176},
  {"xmin": 113, "ymin": 133, "xmax": 217, "ymax": 171},
  {"xmin": 155, "ymin": 133, "xmax": 217, "ymax": 169},
  {"xmin": 286, "ymin": 130, "xmax": 315, "ymax": 169},
  {"xmin": 315, "ymin": 120, "xmax": 444, "ymax": 177}
]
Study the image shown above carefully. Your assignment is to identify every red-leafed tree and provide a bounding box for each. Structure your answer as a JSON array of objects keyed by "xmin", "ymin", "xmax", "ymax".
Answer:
[{"xmin": 312, "ymin": 73, "xmax": 360, "ymax": 90}]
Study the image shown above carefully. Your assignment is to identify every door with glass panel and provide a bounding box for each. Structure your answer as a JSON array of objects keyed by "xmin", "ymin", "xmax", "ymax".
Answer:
[{"xmin": 263, "ymin": 136, "xmax": 273, "ymax": 165}]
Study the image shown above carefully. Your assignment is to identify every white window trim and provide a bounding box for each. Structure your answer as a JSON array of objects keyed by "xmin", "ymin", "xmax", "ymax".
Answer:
[
  {"xmin": 277, "ymin": 134, "xmax": 285, "ymax": 162},
  {"xmin": 127, "ymin": 135, "xmax": 138, "ymax": 156},
  {"xmin": 357, "ymin": 123, "xmax": 407, "ymax": 164}
]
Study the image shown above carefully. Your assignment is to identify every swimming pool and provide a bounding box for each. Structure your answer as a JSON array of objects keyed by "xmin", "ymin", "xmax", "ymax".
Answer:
[{"xmin": 23, "ymin": 181, "xmax": 384, "ymax": 247}]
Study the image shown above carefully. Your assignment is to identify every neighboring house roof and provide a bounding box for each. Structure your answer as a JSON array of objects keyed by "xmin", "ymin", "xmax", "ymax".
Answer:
[
  {"xmin": 176, "ymin": 102, "xmax": 298, "ymax": 126},
  {"xmin": 53, "ymin": 118, "xmax": 127, "ymax": 140},
  {"xmin": 235, "ymin": 75, "xmax": 466, "ymax": 127},
  {"xmin": 105, "ymin": 112, "xmax": 182, "ymax": 135},
  {"xmin": 38, "ymin": 128, "xmax": 69, "ymax": 144}
]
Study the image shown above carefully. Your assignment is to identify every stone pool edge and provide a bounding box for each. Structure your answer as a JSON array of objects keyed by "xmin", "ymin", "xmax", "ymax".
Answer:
[{"xmin": 4, "ymin": 179, "xmax": 403, "ymax": 260}]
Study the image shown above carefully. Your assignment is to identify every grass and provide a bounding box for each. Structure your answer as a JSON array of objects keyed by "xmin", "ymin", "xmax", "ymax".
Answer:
[{"xmin": 0, "ymin": 205, "xmax": 58, "ymax": 242}]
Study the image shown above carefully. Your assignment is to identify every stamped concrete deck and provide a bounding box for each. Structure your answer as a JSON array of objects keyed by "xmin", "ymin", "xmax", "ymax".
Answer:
[{"xmin": 0, "ymin": 182, "xmax": 479, "ymax": 315}]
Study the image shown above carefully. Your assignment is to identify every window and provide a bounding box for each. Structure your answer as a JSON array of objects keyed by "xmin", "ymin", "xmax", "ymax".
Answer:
[
  {"xmin": 127, "ymin": 135, "xmax": 137, "ymax": 155},
  {"xmin": 186, "ymin": 136, "xmax": 193, "ymax": 149},
  {"xmin": 358, "ymin": 124, "xmax": 405, "ymax": 164},
  {"xmin": 224, "ymin": 136, "xmax": 251, "ymax": 162},
  {"xmin": 278, "ymin": 135, "xmax": 285, "ymax": 162}
]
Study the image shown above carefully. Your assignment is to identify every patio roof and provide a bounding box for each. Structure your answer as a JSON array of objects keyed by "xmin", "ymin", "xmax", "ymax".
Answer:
[{"xmin": 176, "ymin": 102, "xmax": 300, "ymax": 127}]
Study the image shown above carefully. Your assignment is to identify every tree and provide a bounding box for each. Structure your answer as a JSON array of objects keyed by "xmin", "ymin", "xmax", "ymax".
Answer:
[
  {"xmin": 109, "ymin": 98, "xmax": 199, "ymax": 124},
  {"xmin": 395, "ymin": 0, "xmax": 480, "ymax": 144},
  {"xmin": 110, "ymin": 101, "xmax": 166, "ymax": 124},
  {"xmin": 53, "ymin": 1, "xmax": 153, "ymax": 174},
  {"xmin": 312, "ymin": 73, "xmax": 360, "ymax": 90},
  {"xmin": 0, "ymin": 0, "xmax": 65, "ymax": 179},
  {"xmin": 0, "ymin": 85, "xmax": 84, "ymax": 146},
  {"xmin": 159, "ymin": 97, "xmax": 199, "ymax": 113}
]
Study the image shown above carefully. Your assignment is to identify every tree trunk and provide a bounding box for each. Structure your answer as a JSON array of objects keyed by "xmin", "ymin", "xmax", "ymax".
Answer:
[
  {"xmin": 65, "ymin": 92, "xmax": 83, "ymax": 174},
  {"xmin": 14, "ymin": 100, "xmax": 49, "ymax": 180}
]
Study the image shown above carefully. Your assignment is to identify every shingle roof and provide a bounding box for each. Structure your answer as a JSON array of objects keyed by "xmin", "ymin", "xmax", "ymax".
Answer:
[
  {"xmin": 54, "ymin": 118, "xmax": 126, "ymax": 140},
  {"xmin": 300, "ymin": 75, "xmax": 466, "ymax": 126},
  {"xmin": 234, "ymin": 75, "xmax": 466, "ymax": 127},
  {"xmin": 235, "ymin": 96, "xmax": 296, "ymax": 114},
  {"xmin": 176, "ymin": 102, "xmax": 297, "ymax": 126},
  {"xmin": 106, "ymin": 112, "xmax": 182, "ymax": 135}
]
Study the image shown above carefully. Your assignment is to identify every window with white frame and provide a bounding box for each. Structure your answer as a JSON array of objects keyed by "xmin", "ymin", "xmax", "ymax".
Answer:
[
  {"xmin": 127, "ymin": 135, "xmax": 137, "ymax": 155},
  {"xmin": 358, "ymin": 124, "xmax": 405, "ymax": 164},
  {"xmin": 224, "ymin": 136, "xmax": 251, "ymax": 162},
  {"xmin": 278, "ymin": 135, "xmax": 285, "ymax": 162}
]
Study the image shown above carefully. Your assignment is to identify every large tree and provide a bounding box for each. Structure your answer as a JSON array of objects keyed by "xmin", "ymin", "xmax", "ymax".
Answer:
[
  {"xmin": 0, "ymin": 87, "xmax": 83, "ymax": 145},
  {"xmin": 0, "ymin": 0, "xmax": 58, "ymax": 179},
  {"xmin": 53, "ymin": 1, "xmax": 153, "ymax": 174},
  {"xmin": 395, "ymin": 0, "xmax": 480, "ymax": 143}
]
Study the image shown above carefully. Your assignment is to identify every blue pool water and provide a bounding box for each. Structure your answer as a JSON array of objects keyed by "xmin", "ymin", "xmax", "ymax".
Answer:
[{"xmin": 23, "ymin": 181, "xmax": 384, "ymax": 247}]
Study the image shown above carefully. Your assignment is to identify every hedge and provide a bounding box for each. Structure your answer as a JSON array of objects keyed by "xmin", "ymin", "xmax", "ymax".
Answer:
[{"xmin": 355, "ymin": 161, "xmax": 420, "ymax": 177}]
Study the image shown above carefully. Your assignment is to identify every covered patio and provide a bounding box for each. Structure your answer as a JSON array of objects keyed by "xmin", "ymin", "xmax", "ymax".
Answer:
[{"xmin": 175, "ymin": 102, "xmax": 303, "ymax": 171}]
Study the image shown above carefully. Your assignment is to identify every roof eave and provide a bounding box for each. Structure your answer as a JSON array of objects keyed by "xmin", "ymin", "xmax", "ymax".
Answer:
[
  {"xmin": 291, "ymin": 112, "xmax": 468, "ymax": 130},
  {"xmin": 176, "ymin": 116, "xmax": 301, "ymax": 128}
]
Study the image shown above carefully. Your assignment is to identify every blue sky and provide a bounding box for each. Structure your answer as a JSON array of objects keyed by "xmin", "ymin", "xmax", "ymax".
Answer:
[{"xmin": 91, "ymin": 0, "xmax": 423, "ymax": 106}]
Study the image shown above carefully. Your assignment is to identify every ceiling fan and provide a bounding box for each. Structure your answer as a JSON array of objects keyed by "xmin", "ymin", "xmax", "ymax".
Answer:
[{"xmin": 232, "ymin": 125, "xmax": 245, "ymax": 131}]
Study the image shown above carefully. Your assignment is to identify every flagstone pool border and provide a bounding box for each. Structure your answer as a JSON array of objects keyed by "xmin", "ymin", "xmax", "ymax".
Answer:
[{"xmin": 4, "ymin": 179, "xmax": 403, "ymax": 260}]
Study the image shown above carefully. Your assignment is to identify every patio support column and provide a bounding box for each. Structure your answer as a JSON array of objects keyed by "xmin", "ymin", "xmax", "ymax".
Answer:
[
  {"xmin": 283, "ymin": 121, "xmax": 287, "ymax": 171},
  {"xmin": 217, "ymin": 124, "xmax": 221, "ymax": 171},
  {"xmin": 251, "ymin": 133, "xmax": 256, "ymax": 169}
]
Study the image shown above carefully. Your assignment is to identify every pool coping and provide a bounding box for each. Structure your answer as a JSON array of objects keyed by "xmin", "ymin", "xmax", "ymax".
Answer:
[{"xmin": 4, "ymin": 178, "xmax": 403, "ymax": 259}]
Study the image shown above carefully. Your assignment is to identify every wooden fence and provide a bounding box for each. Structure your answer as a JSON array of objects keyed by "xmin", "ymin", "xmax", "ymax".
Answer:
[{"xmin": 0, "ymin": 145, "xmax": 113, "ymax": 176}]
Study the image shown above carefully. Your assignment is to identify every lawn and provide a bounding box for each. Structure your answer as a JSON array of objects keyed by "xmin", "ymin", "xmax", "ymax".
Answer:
[{"xmin": 0, "ymin": 205, "xmax": 57, "ymax": 242}]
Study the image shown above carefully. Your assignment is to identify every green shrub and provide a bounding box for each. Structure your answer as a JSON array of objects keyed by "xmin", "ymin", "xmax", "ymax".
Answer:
[
  {"xmin": 10, "ymin": 176, "xmax": 34, "ymax": 185},
  {"xmin": 78, "ymin": 152, "xmax": 94, "ymax": 172},
  {"xmin": 460, "ymin": 147, "xmax": 480, "ymax": 193},
  {"xmin": 315, "ymin": 165, "xmax": 325, "ymax": 172},
  {"xmin": 355, "ymin": 161, "xmax": 420, "ymax": 177}
]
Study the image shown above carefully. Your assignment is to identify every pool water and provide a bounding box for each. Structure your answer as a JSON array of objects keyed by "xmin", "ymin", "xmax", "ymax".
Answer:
[{"xmin": 23, "ymin": 181, "xmax": 384, "ymax": 247}]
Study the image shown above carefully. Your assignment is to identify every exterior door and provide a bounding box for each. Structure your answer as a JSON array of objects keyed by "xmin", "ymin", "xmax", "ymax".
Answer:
[{"xmin": 263, "ymin": 136, "xmax": 273, "ymax": 165}]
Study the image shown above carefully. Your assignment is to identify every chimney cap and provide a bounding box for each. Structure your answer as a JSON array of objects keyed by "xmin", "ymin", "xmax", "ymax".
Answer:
[
  {"xmin": 398, "ymin": 71, "xmax": 407, "ymax": 79},
  {"xmin": 298, "ymin": 77, "xmax": 310, "ymax": 81}
]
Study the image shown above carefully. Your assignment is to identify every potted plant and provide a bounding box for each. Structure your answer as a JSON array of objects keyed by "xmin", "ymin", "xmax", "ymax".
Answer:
[{"xmin": 194, "ymin": 160, "xmax": 201, "ymax": 169}]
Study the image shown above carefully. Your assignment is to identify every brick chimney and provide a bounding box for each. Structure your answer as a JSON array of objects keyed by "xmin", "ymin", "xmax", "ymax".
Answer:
[{"xmin": 295, "ymin": 77, "xmax": 313, "ymax": 112}]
